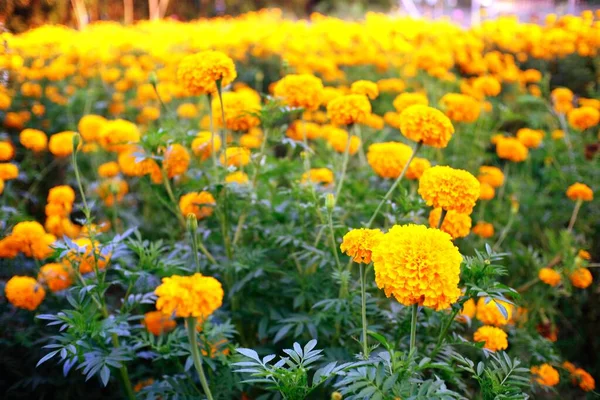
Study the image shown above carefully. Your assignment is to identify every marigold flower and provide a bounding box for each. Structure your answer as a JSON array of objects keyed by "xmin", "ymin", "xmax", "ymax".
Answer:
[
  {"xmin": 220, "ymin": 146, "xmax": 250, "ymax": 167},
  {"xmin": 20, "ymin": 129, "xmax": 48, "ymax": 152},
  {"xmin": 439, "ymin": 93, "xmax": 481, "ymax": 123},
  {"xmin": 65, "ymin": 238, "xmax": 111, "ymax": 274},
  {"xmin": 273, "ymin": 74, "xmax": 324, "ymax": 111},
  {"xmin": 578, "ymin": 250, "xmax": 591, "ymax": 260},
  {"xmin": 573, "ymin": 368, "xmax": 595, "ymax": 392},
  {"xmin": 98, "ymin": 119, "xmax": 141, "ymax": 153},
  {"xmin": 44, "ymin": 216, "xmax": 80, "ymax": 239},
  {"xmin": 392, "ymin": 92, "xmax": 428, "ymax": 113},
  {"xmin": 97, "ymin": 178, "xmax": 129, "ymax": 206},
  {"xmin": 551, "ymin": 88, "xmax": 573, "ymax": 113},
  {"xmin": 522, "ymin": 69, "xmax": 542, "ymax": 83},
  {"xmin": 406, "ymin": 157, "xmax": 431, "ymax": 180},
  {"xmin": 155, "ymin": 273, "xmax": 224, "ymax": 318},
  {"xmin": 473, "ymin": 76, "xmax": 502, "ymax": 97},
  {"xmin": 212, "ymin": 91, "xmax": 261, "ymax": 131},
  {"xmin": 327, "ymin": 129, "xmax": 361, "ymax": 155},
  {"xmin": 340, "ymin": 228, "xmax": 384, "ymax": 264},
  {"xmin": 31, "ymin": 233, "xmax": 57, "ymax": 260},
  {"xmin": 570, "ymin": 268, "xmax": 593, "ymax": 289},
  {"xmin": 531, "ymin": 364, "xmax": 560, "ymax": 387},
  {"xmin": 367, "ymin": 142, "xmax": 412, "ymax": 179},
  {"xmin": 0, "ymin": 141, "xmax": 14, "ymax": 161},
  {"xmin": 350, "ymin": 80, "xmax": 379, "ymax": 99},
  {"xmin": 177, "ymin": 51, "xmax": 237, "ymax": 95},
  {"xmin": 134, "ymin": 378, "xmax": 154, "ymax": 392},
  {"xmin": 566, "ymin": 182, "xmax": 593, "ymax": 201},
  {"xmin": 478, "ymin": 183, "xmax": 495, "ymax": 200},
  {"xmin": 477, "ymin": 166, "xmax": 504, "ymax": 188},
  {"xmin": 399, "ymin": 105, "xmax": 455, "ymax": 148},
  {"xmin": 163, "ymin": 144, "xmax": 190, "ymax": 179},
  {"xmin": 240, "ymin": 133, "xmax": 262, "ymax": 149},
  {"xmin": 0, "ymin": 163, "xmax": 19, "ymax": 180},
  {"xmin": 49, "ymin": 131, "xmax": 77, "ymax": 157},
  {"xmin": 459, "ymin": 298, "xmax": 477, "ymax": 321},
  {"xmin": 179, "ymin": 191, "xmax": 216, "ymax": 220},
  {"xmin": 0, "ymin": 235, "xmax": 20, "ymax": 258},
  {"xmin": 372, "ymin": 224, "xmax": 462, "ymax": 311},
  {"xmin": 327, "ymin": 94, "xmax": 372, "ymax": 125},
  {"xmin": 48, "ymin": 185, "xmax": 76, "ymax": 206},
  {"xmin": 496, "ymin": 137, "xmax": 528, "ymax": 162},
  {"xmin": 78, "ymin": 114, "xmax": 107, "ymax": 142},
  {"xmin": 176, "ymin": 103, "xmax": 198, "ymax": 119},
  {"xmin": 38, "ymin": 263, "xmax": 72, "ymax": 292},
  {"xmin": 476, "ymin": 298, "xmax": 514, "ymax": 326},
  {"xmin": 516, "ymin": 128, "xmax": 544, "ymax": 148},
  {"xmin": 563, "ymin": 361, "xmax": 577, "ymax": 374},
  {"xmin": 98, "ymin": 161, "xmax": 120, "ymax": 178},
  {"xmin": 551, "ymin": 129, "xmax": 565, "ymax": 140},
  {"xmin": 568, "ymin": 106, "xmax": 600, "ymax": 131},
  {"xmin": 192, "ymin": 131, "xmax": 222, "ymax": 161},
  {"xmin": 225, "ymin": 171, "xmax": 249, "ymax": 185},
  {"xmin": 143, "ymin": 311, "xmax": 177, "ymax": 336},
  {"xmin": 428, "ymin": 208, "xmax": 472, "ymax": 239},
  {"xmin": 362, "ymin": 113, "xmax": 384, "ymax": 130},
  {"xmin": 5, "ymin": 276, "xmax": 46, "ymax": 310},
  {"xmin": 473, "ymin": 326, "xmax": 508, "ymax": 351},
  {"xmin": 418, "ymin": 166, "xmax": 480, "ymax": 214},
  {"xmin": 286, "ymin": 121, "xmax": 322, "ymax": 141},
  {"xmin": 539, "ymin": 268, "xmax": 561, "ymax": 287},
  {"xmin": 377, "ymin": 78, "xmax": 405, "ymax": 93},
  {"xmin": 301, "ymin": 168, "xmax": 334, "ymax": 186},
  {"xmin": 118, "ymin": 149, "xmax": 156, "ymax": 177}
]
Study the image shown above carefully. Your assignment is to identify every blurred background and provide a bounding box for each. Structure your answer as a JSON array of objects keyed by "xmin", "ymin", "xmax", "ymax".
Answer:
[{"xmin": 1, "ymin": 0, "xmax": 600, "ymax": 33}]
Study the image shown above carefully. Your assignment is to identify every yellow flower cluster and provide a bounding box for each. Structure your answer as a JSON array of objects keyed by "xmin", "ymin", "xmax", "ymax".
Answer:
[
  {"xmin": 274, "ymin": 74, "xmax": 324, "ymax": 111},
  {"xmin": 327, "ymin": 94, "xmax": 372, "ymax": 125},
  {"xmin": 177, "ymin": 51, "xmax": 237, "ymax": 95},
  {"xmin": 340, "ymin": 228, "xmax": 384, "ymax": 264},
  {"xmin": 155, "ymin": 273, "xmax": 224, "ymax": 318},
  {"xmin": 179, "ymin": 191, "xmax": 216, "ymax": 220},
  {"xmin": 0, "ymin": 221, "xmax": 56, "ymax": 260},
  {"xmin": 419, "ymin": 166, "xmax": 480, "ymax": 214},
  {"xmin": 399, "ymin": 105, "xmax": 455, "ymax": 148},
  {"xmin": 439, "ymin": 93, "xmax": 481, "ymax": 123},
  {"xmin": 5, "ymin": 276, "xmax": 46, "ymax": 311},
  {"xmin": 473, "ymin": 325, "xmax": 508, "ymax": 352}
]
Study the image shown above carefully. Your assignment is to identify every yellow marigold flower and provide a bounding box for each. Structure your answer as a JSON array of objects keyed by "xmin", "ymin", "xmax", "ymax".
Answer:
[
  {"xmin": 372, "ymin": 224, "xmax": 462, "ymax": 311},
  {"xmin": 44, "ymin": 216, "xmax": 80, "ymax": 239},
  {"xmin": 98, "ymin": 119, "xmax": 141, "ymax": 153},
  {"xmin": 362, "ymin": 113, "xmax": 384, "ymax": 130},
  {"xmin": 573, "ymin": 368, "xmax": 595, "ymax": 392},
  {"xmin": 568, "ymin": 106, "xmax": 600, "ymax": 131},
  {"xmin": 286, "ymin": 121, "xmax": 322, "ymax": 141},
  {"xmin": 539, "ymin": 268, "xmax": 561, "ymax": 287},
  {"xmin": 496, "ymin": 137, "xmax": 528, "ymax": 162},
  {"xmin": 476, "ymin": 298, "xmax": 514, "ymax": 326},
  {"xmin": 274, "ymin": 74, "xmax": 324, "ymax": 111},
  {"xmin": 0, "ymin": 141, "xmax": 14, "ymax": 161},
  {"xmin": 473, "ymin": 325, "xmax": 508, "ymax": 351},
  {"xmin": 320, "ymin": 86, "xmax": 345, "ymax": 106},
  {"xmin": 143, "ymin": 311, "xmax": 177, "ymax": 336},
  {"xmin": 164, "ymin": 144, "xmax": 190, "ymax": 178},
  {"xmin": 418, "ymin": 166, "xmax": 480, "ymax": 214},
  {"xmin": 118, "ymin": 149, "xmax": 155, "ymax": 177},
  {"xmin": 20, "ymin": 128, "xmax": 48, "ymax": 152},
  {"xmin": 155, "ymin": 273, "xmax": 224, "ymax": 318},
  {"xmin": 301, "ymin": 168, "xmax": 334, "ymax": 186},
  {"xmin": 473, "ymin": 76, "xmax": 502, "ymax": 97},
  {"xmin": 327, "ymin": 94, "xmax": 371, "ymax": 125},
  {"xmin": 529, "ymin": 85, "xmax": 542, "ymax": 97},
  {"xmin": 399, "ymin": 105, "xmax": 455, "ymax": 148},
  {"xmin": 340, "ymin": 228, "xmax": 384, "ymax": 264},
  {"xmin": 177, "ymin": 51, "xmax": 236, "ymax": 95},
  {"xmin": 212, "ymin": 91, "xmax": 260, "ymax": 131},
  {"xmin": 459, "ymin": 298, "xmax": 477, "ymax": 321},
  {"xmin": 137, "ymin": 106, "xmax": 160, "ymax": 124},
  {"xmin": 392, "ymin": 92, "xmax": 429, "ymax": 114},
  {"xmin": 97, "ymin": 178, "xmax": 129, "ymax": 207},
  {"xmin": 579, "ymin": 98, "xmax": 600, "ymax": 110},
  {"xmin": 406, "ymin": 157, "xmax": 431, "ymax": 180},
  {"xmin": 377, "ymin": 78, "xmax": 405, "ymax": 93},
  {"xmin": 48, "ymin": 185, "xmax": 75, "ymax": 206},
  {"xmin": 570, "ymin": 268, "xmax": 593, "ymax": 289},
  {"xmin": 0, "ymin": 163, "xmax": 18, "ymax": 180},
  {"xmin": 78, "ymin": 114, "xmax": 107, "ymax": 142},
  {"xmin": 552, "ymin": 88, "xmax": 573, "ymax": 113},
  {"xmin": 428, "ymin": 208, "xmax": 472, "ymax": 239},
  {"xmin": 49, "ymin": 131, "xmax": 77, "ymax": 157},
  {"xmin": 220, "ymin": 146, "xmax": 250, "ymax": 167},
  {"xmin": 327, "ymin": 129, "xmax": 361, "ymax": 155},
  {"xmin": 367, "ymin": 142, "xmax": 412, "ymax": 179},
  {"xmin": 472, "ymin": 222, "xmax": 494, "ymax": 238},
  {"xmin": 383, "ymin": 111, "xmax": 402, "ymax": 129},
  {"xmin": 551, "ymin": 129, "xmax": 565, "ymax": 140},
  {"xmin": 531, "ymin": 364, "xmax": 560, "ymax": 387},
  {"xmin": 516, "ymin": 128, "xmax": 544, "ymax": 148},
  {"xmin": 177, "ymin": 103, "xmax": 198, "ymax": 119},
  {"xmin": 350, "ymin": 80, "xmax": 379, "ymax": 100},
  {"xmin": 65, "ymin": 238, "xmax": 110, "ymax": 274},
  {"xmin": 490, "ymin": 134, "xmax": 505, "ymax": 145},
  {"xmin": 192, "ymin": 131, "xmax": 222, "ymax": 161},
  {"xmin": 566, "ymin": 182, "xmax": 593, "ymax": 201},
  {"xmin": 179, "ymin": 191, "xmax": 215, "ymax": 220},
  {"xmin": 522, "ymin": 69, "xmax": 542, "ymax": 83},
  {"xmin": 30, "ymin": 233, "xmax": 57, "ymax": 260},
  {"xmin": 225, "ymin": 171, "xmax": 249, "ymax": 185},
  {"xmin": 5, "ymin": 276, "xmax": 46, "ymax": 311},
  {"xmin": 478, "ymin": 182, "xmax": 495, "ymax": 200},
  {"xmin": 240, "ymin": 133, "xmax": 262, "ymax": 149},
  {"xmin": 478, "ymin": 166, "xmax": 504, "ymax": 188},
  {"xmin": 38, "ymin": 263, "xmax": 72, "ymax": 292},
  {"xmin": 11, "ymin": 221, "xmax": 46, "ymax": 255},
  {"xmin": 439, "ymin": 93, "xmax": 481, "ymax": 123},
  {"xmin": 98, "ymin": 161, "xmax": 120, "ymax": 178}
]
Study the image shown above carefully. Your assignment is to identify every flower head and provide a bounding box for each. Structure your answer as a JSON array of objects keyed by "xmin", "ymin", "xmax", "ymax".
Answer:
[
  {"xmin": 192, "ymin": 131, "xmax": 222, "ymax": 161},
  {"xmin": 340, "ymin": 228, "xmax": 384, "ymax": 264},
  {"xmin": 476, "ymin": 297, "xmax": 514, "ymax": 326},
  {"xmin": 418, "ymin": 166, "xmax": 480, "ymax": 214},
  {"xmin": 225, "ymin": 171, "xmax": 249, "ymax": 185},
  {"xmin": 570, "ymin": 268, "xmax": 593, "ymax": 289},
  {"xmin": 473, "ymin": 325, "xmax": 508, "ymax": 351},
  {"xmin": 439, "ymin": 93, "xmax": 481, "ymax": 123},
  {"xmin": 531, "ymin": 364, "xmax": 560, "ymax": 387},
  {"xmin": 155, "ymin": 273, "xmax": 224, "ymax": 318},
  {"xmin": 5, "ymin": 276, "xmax": 46, "ymax": 310},
  {"xmin": 212, "ymin": 91, "xmax": 260, "ymax": 131},
  {"xmin": 326, "ymin": 128, "xmax": 361, "ymax": 155},
  {"xmin": 98, "ymin": 161, "xmax": 120, "ymax": 178},
  {"xmin": 49, "ymin": 131, "xmax": 77, "ymax": 157},
  {"xmin": 164, "ymin": 144, "xmax": 190, "ymax": 178},
  {"xmin": 179, "ymin": 191, "xmax": 215, "ymax": 220},
  {"xmin": 539, "ymin": 268, "xmax": 561, "ymax": 287},
  {"xmin": 495, "ymin": 137, "xmax": 528, "ymax": 162},
  {"xmin": 428, "ymin": 208, "xmax": 472, "ymax": 239},
  {"xmin": 273, "ymin": 74, "xmax": 324, "ymax": 111},
  {"xmin": 302, "ymin": 168, "xmax": 334, "ymax": 186},
  {"xmin": 572, "ymin": 368, "xmax": 595, "ymax": 392},
  {"xmin": 477, "ymin": 166, "xmax": 504, "ymax": 188},
  {"xmin": 20, "ymin": 129, "xmax": 47, "ymax": 152},
  {"xmin": 399, "ymin": 105, "xmax": 454, "ymax": 148},
  {"xmin": 327, "ymin": 94, "xmax": 372, "ymax": 125},
  {"xmin": 393, "ymin": 92, "xmax": 429, "ymax": 113},
  {"xmin": 78, "ymin": 114, "xmax": 107, "ymax": 142},
  {"xmin": 472, "ymin": 222, "xmax": 494, "ymax": 238},
  {"xmin": 367, "ymin": 142, "xmax": 412, "ymax": 179},
  {"xmin": 566, "ymin": 182, "xmax": 593, "ymax": 201},
  {"xmin": 220, "ymin": 146, "xmax": 251, "ymax": 167},
  {"xmin": 478, "ymin": 183, "xmax": 495, "ymax": 200},
  {"xmin": 568, "ymin": 106, "xmax": 600, "ymax": 131},
  {"xmin": 143, "ymin": 311, "xmax": 177, "ymax": 336},
  {"xmin": 516, "ymin": 128, "xmax": 544, "ymax": 148},
  {"xmin": 38, "ymin": 263, "xmax": 72, "ymax": 292},
  {"xmin": 98, "ymin": 119, "xmax": 140, "ymax": 153},
  {"xmin": 177, "ymin": 51, "xmax": 237, "ymax": 95},
  {"xmin": 350, "ymin": 80, "xmax": 378, "ymax": 99}
]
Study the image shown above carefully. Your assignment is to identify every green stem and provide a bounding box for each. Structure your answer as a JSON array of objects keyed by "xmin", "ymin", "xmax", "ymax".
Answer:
[
  {"xmin": 409, "ymin": 304, "xmax": 418, "ymax": 354},
  {"xmin": 186, "ymin": 318, "xmax": 215, "ymax": 400},
  {"xmin": 567, "ymin": 199, "xmax": 582, "ymax": 233},
  {"xmin": 188, "ymin": 219, "xmax": 217, "ymax": 268},
  {"xmin": 161, "ymin": 167, "xmax": 186, "ymax": 229},
  {"xmin": 367, "ymin": 142, "xmax": 422, "ymax": 228},
  {"xmin": 206, "ymin": 93, "xmax": 219, "ymax": 178},
  {"xmin": 334, "ymin": 125, "xmax": 353, "ymax": 204},
  {"xmin": 359, "ymin": 263, "xmax": 369, "ymax": 359},
  {"xmin": 434, "ymin": 307, "xmax": 460, "ymax": 352},
  {"xmin": 493, "ymin": 210, "xmax": 515, "ymax": 251}
]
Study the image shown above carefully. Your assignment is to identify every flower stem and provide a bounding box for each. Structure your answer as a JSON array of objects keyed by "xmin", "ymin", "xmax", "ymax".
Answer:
[
  {"xmin": 409, "ymin": 304, "xmax": 418, "ymax": 354},
  {"xmin": 567, "ymin": 199, "xmax": 582, "ymax": 233},
  {"xmin": 187, "ymin": 218, "xmax": 216, "ymax": 268},
  {"xmin": 493, "ymin": 210, "xmax": 515, "ymax": 251},
  {"xmin": 161, "ymin": 167, "xmax": 186, "ymax": 229},
  {"xmin": 367, "ymin": 141, "xmax": 422, "ymax": 228},
  {"xmin": 186, "ymin": 317, "xmax": 214, "ymax": 400},
  {"xmin": 206, "ymin": 93, "xmax": 219, "ymax": 178},
  {"xmin": 359, "ymin": 262, "xmax": 369, "ymax": 359},
  {"xmin": 334, "ymin": 124, "xmax": 353, "ymax": 204}
]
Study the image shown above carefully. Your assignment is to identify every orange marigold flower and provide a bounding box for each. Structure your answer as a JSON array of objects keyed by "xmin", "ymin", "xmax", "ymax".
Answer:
[
  {"xmin": 220, "ymin": 146, "xmax": 250, "ymax": 167},
  {"xmin": 274, "ymin": 74, "xmax": 324, "ymax": 111},
  {"xmin": 392, "ymin": 92, "xmax": 428, "ymax": 114},
  {"xmin": 476, "ymin": 297, "xmax": 514, "ymax": 326},
  {"xmin": 179, "ymin": 191, "xmax": 216, "ymax": 220},
  {"xmin": 478, "ymin": 182, "xmax": 495, "ymax": 200},
  {"xmin": 49, "ymin": 131, "xmax": 77, "ymax": 157},
  {"xmin": 65, "ymin": 238, "xmax": 111, "ymax": 274},
  {"xmin": 439, "ymin": 93, "xmax": 481, "ymax": 123},
  {"xmin": 177, "ymin": 51, "xmax": 237, "ymax": 95},
  {"xmin": 406, "ymin": 157, "xmax": 431, "ymax": 180},
  {"xmin": 97, "ymin": 178, "xmax": 129, "ymax": 207},
  {"xmin": 566, "ymin": 182, "xmax": 593, "ymax": 201},
  {"xmin": 551, "ymin": 88, "xmax": 574, "ymax": 113},
  {"xmin": 340, "ymin": 228, "xmax": 384, "ymax": 264},
  {"xmin": 177, "ymin": 103, "xmax": 198, "ymax": 119},
  {"xmin": 5, "ymin": 276, "xmax": 46, "ymax": 310},
  {"xmin": 496, "ymin": 137, "xmax": 528, "ymax": 162},
  {"xmin": 418, "ymin": 166, "xmax": 480, "ymax": 214},
  {"xmin": 327, "ymin": 129, "xmax": 361, "ymax": 155},
  {"xmin": 570, "ymin": 268, "xmax": 593, "ymax": 289},
  {"xmin": 428, "ymin": 208, "xmax": 472, "ymax": 239},
  {"xmin": 78, "ymin": 114, "xmax": 107, "ymax": 142},
  {"xmin": 192, "ymin": 131, "xmax": 222, "ymax": 161},
  {"xmin": 225, "ymin": 171, "xmax": 249, "ymax": 185},
  {"xmin": 98, "ymin": 161, "xmax": 120, "ymax": 178},
  {"xmin": 0, "ymin": 163, "xmax": 19, "ymax": 180},
  {"xmin": 48, "ymin": 185, "xmax": 76, "ymax": 205},
  {"xmin": 0, "ymin": 141, "xmax": 14, "ymax": 161},
  {"xmin": 367, "ymin": 142, "xmax": 412, "ymax": 179},
  {"xmin": 31, "ymin": 233, "xmax": 57, "ymax": 260},
  {"xmin": 20, "ymin": 129, "xmax": 48, "ymax": 152},
  {"xmin": 240, "ymin": 133, "xmax": 262, "ymax": 149},
  {"xmin": 286, "ymin": 121, "xmax": 322, "ymax": 141},
  {"xmin": 568, "ymin": 107, "xmax": 600, "ymax": 131},
  {"xmin": 143, "ymin": 311, "xmax": 177, "ymax": 336},
  {"xmin": 212, "ymin": 91, "xmax": 260, "ymax": 131},
  {"xmin": 350, "ymin": 80, "xmax": 379, "ymax": 99},
  {"xmin": 477, "ymin": 166, "xmax": 504, "ymax": 188},
  {"xmin": 327, "ymin": 94, "xmax": 372, "ymax": 125},
  {"xmin": 372, "ymin": 224, "xmax": 462, "ymax": 311},
  {"xmin": 531, "ymin": 364, "xmax": 560, "ymax": 387},
  {"xmin": 134, "ymin": 379, "xmax": 155, "ymax": 393},
  {"xmin": 155, "ymin": 273, "xmax": 224, "ymax": 318},
  {"xmin": 98, "ymin": 119, "xmax": 141, "ymax": 153},
  {"xmin": 563, "ymin": 361, "xmax": 577, "ymax": 374},
  {"xmin": 399, "ymin": 105, "xmax": 455, "ymax": 148},
  {"xmin": 573, "ymin": 368, "xmax": 595, "ymax": 392},
  {"xmin": 164, "ymin": 144, "xmax": 190, "ymax": 178},
  {"xmin": 118, "ymin": 149, "xmax": 156, "ymax": 177},
  {"xmin": 578, "ymin": 250, "xmax": 591, "ymax": 260},
  {"xmin": 539, "ymin": 268, "xmax": 561, "ymax": 287},
  {"xmin": 38, "ymin": 263, "xmax": 72, "ymax": 292},
  {"xmin": 473, "ymin": 76, "xmax": 502, "ymax": 97},
  {"xmin": 516, "ymin": 128, "xmax": 544, "ymax": 149},
  {"xmin": 459, "ymin": 298, "xmax": 477, "ymax": 322},
  {"xmin": 473, "ymin": 325, "xmax": 508, "ymax": 351},
  {"xmin": 301, "ymin": 168, "xmax": 334, "ymax": 186},
  {"xmin": 472, "ymin": 222, "xmax": 494, "ymax": 238}
]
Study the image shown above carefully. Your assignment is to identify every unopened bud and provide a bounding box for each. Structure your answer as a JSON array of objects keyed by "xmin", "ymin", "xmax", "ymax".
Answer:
[
  {"xmin": 510, "ymin": 196, "xmax": 519, "ymax": 214},
  {"xmin": 149, "ymin": 71, "xmax": 158, "ymax": 86},
  {"xmin": 331, "ymin": 392, "xmax": 343, "ymax": 400},
  {"xmin": 186, "ymin": 213, "xmax": 198, "ymax": 232},
  {"xmin": 326, "ymin": 193, "xmax": 335, "ymax": 211}
]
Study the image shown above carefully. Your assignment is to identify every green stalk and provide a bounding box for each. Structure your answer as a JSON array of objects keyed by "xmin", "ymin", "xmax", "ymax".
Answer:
[
  {"xmin": 359, "ymin": 263, "xmax": 369, "ymax": 359},
  {"xmin": 187, "ymin": 215, "xmax": 217, "ymax": 268},
  {"xmin": 409, "ymin": 304, "xmax": 418, "ymax": 354},
  {"xmin": 567, "ymin": 199, "xmax": 582, "ymax": 233},
  {"xmin": 186, "ymin": 317, "xmax": 215, "ymax": 400}
]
